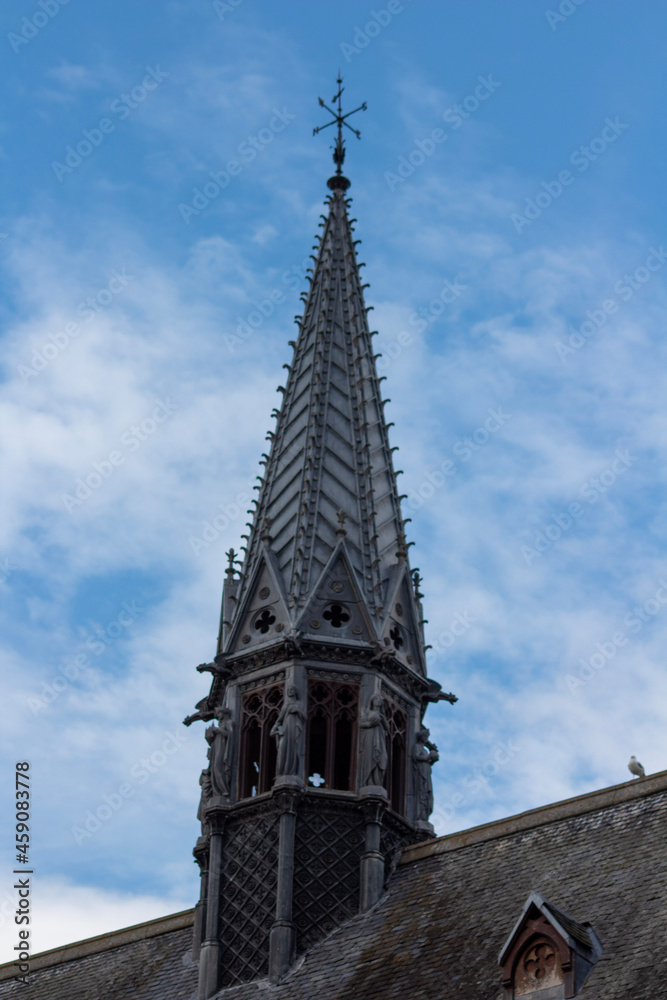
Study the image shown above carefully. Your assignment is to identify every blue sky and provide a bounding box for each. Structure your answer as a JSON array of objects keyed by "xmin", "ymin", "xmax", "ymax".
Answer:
[{"xmin": 2, "ymin": 0, "xmax": 667, "ymax": 955}]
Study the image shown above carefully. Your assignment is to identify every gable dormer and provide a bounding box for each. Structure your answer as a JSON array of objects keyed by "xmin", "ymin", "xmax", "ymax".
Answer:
[
  {"xmin": 222, "ymin": 546, "xmax": 292, "ymax": 657},
  {"xmin": 498, "ymin": 892, "xmax": 602, "ymax": 998}
]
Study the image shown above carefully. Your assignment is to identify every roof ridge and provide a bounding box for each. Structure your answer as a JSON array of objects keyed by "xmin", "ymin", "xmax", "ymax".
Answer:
[
  {"xmin": 0, "ymin": 908, "xmax": 194, "ymax": 980},
  {"xmin": 400, "ymin": 768, "xmax": 667, "ymax": 863}
]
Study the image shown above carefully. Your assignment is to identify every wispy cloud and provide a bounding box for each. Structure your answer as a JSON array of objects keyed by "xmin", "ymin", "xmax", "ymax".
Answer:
[{"xmin": 2, "ymin": 6, "xmax": 666, "ymax": 950}]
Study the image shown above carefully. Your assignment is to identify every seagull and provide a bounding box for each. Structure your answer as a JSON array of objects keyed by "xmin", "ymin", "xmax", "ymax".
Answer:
[{"xmin": 628, "ymin": 755, "xmax": 646, "ymax": 778}]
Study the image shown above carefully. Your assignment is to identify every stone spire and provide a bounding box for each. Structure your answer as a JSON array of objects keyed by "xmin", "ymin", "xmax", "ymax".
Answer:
[
  {"xmin": 217, "ymin": 80, "xmax": 432, "ymax": 676},
  {"xmin": 189, "ymin": 83, "xmax": 456, "ymax": 999},
  {"xmin": 236, "ymin": 181, "xmax": 405, "ymax": 618}
]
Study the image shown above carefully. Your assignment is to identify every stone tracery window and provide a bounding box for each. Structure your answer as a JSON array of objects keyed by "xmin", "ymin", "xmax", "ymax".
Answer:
[
  {"xmin": 306, "ymin": 680, "xmax": 358, "ymax": 790},
  {"xmin": 514, "ymin": 936, "xmax": 564, "ymax": 996},
  {"xmin": 383, "ymin": 695, "xmax": 407, "ymax": 813},
  {"xmin": 239, "ymin": 684, "xmax": 283, "ymax": 798}
]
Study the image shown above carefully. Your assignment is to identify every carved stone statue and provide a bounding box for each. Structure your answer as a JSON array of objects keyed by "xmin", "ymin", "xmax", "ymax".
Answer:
[
  {"xmin": 197, "ymin": 767, "xmax": 212, "ymax": 823},
  {"xmin": 413, "ymin": 726, "xmax": 439, "ymax": 821},
  {"xmin": 205, "ymin": 706, "xmax": 234, "ymax": 799},
  {"xmin": 359, "ymin": 695, "xmax": 389, "ymax": 789},
  {"xmin": 271, "ymin": 686, "xmax": 305, "ymax": 777}
]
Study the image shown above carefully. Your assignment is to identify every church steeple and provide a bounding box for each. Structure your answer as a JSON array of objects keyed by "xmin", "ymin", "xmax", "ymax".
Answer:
[
  {"xmin": 229, "ymin": 149, "xmax": 408, "ymax": 626},
  {"xmin": 219, "ymin": 80, "xmax": 426, "ymax": 672},
  {"xmin": 188, "ymin": 82, "xmax": 455, "ymax": 999}
]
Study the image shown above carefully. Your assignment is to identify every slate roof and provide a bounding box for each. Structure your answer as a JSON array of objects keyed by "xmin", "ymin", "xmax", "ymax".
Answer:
[
  {"xmin": 0, "ymin": 911, "xmax": 198, "ymax": 1000},
  {"xmin": 2, "ymin": 770, "xmax": 665, "ymax": 999}
]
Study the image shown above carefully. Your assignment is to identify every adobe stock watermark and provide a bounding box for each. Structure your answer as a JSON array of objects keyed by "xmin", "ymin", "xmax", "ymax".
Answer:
[
  {"xmin": 340, "ymin": 0, "xmax": 417, "ymax": 62},
  {"xmin": 520, "ymin": 448, "xmax": 636, "ymax": 566},
  {"xmin": 566, "ymin": 580, "xmax": 667, "ymax": 695},
  {"xmin": 511, "ymin": 117, "xmax": 628, "ymax": 234},
  {"xmin": 178, "ymin": 108, "xmax": 296, "ymax": 225},
  {"xmin": 224, "ymin": 257, "xmax": 311, "ymax": 353},
  {"xmin": 70, "ymin": 730, "xmax": 189, "ymax": 845},
  {"xmin": 27, "ymin": 598, "xmax": 145, "ymax": 714},
  {"xmin": 7, "ymin": 0, "xmax": 70, "ymax": 54},
  {"xmin": 385, "ymin": 74, "xmax": 501, "ymax": 191},
  {"xmin": 0, "ymin": 558, "xmax": 17, "ymax": 584},
  {"xmin": 189, "ymin": 437, "xmax": 303, "ymax": 555},
  {"xmin": 555, "ymin": 247, "xmax": 667, "ymax": 362},
  {"xmin": 61, "ymin": 398, "xmax": 177, "ymax": 513},
  {"xmin": 213, "ymin": 0, "xmax": 244, "ymax": 19},
  {"xmin": 429, "ymin": 610, "xmax": 477, "ymax": 655},
  {"xmin": 432, "ymin": 738, "xmax": 522, "ymax": 825},
  {"xmin": 17, "ymin": 269, "xmax": 134, "ymax": 384},
  {"xmin": 51, "ymin": 66, "xmax": 169, "ymax": 181},
  {"xmin": 376, "ymin": 277, "xmax": 467, "ymax": 373},
  {"xmin": 406, "ymin": 406, "xmax": 511, "ymax": 511},
  {"xmin": 189, "ymin": 494, "xmax": 251, "ymax": 556},
  {"xmin": 545, "ymin": 0, "xmax": 588, "ymax": 31}
]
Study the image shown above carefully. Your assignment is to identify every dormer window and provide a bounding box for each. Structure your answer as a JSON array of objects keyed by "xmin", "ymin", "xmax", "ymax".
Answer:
[{"xmin": 499, "ymin": 892, "xmax": 602, "ymax": 999}]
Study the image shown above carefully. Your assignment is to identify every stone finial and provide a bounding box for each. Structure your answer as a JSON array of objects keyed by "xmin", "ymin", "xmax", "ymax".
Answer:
[
  {"xmin": 225, "ymin": 548, "xmax": 237, "ymax": 580},
  {"xmin": 336, "ymin": 508, "xmax": 348, "ymax": 539},
  {"xmin": 396, "ymin": 527, "xmax": 408, "ymax": 560}
]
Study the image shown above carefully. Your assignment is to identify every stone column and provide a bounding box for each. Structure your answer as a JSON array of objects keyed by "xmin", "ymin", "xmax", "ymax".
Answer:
[
  {"xmin": 225, "ymin": 683, "xmax": 241, "ymax": 806},
  {"xmin": 269, "ymin": 788, "xmax": 301, "ymax": 982},
  {"xmin": 359, "ymin": 795, "xmax": 387, "ymax": 911},
  {"xmin": 197, "ymin": 811, "xmax": 226, "ymax": 1000},
  {"xmin": 192, "ymin": 837, "xmax": 209, "ymax": 961}
]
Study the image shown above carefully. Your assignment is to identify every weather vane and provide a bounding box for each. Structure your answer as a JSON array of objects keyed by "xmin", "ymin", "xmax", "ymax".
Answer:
[{"xmin": 313, "ymin": 74, "xmax": 367, "ymax": 177}]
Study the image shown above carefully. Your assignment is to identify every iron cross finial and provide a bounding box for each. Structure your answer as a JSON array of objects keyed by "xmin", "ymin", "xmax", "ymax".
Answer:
[{"xmin": 313, "ymin": 74, "xmax": 367, "ymax": 176}]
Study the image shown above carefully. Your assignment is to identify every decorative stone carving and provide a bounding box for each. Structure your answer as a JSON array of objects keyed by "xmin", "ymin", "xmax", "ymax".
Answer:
[
  {"xmin": 412, "ymin": 726, "xmax": 439, "ymax": 821},
  {"xmin": 206, "ymin": 706, "xmax": 235, "ymax": 799},
  {"xmin": 218, "ymin": 809, "xmax": 281, "ymax": 988},
  {"xmin": 271, "ymin": 686, "xmax": 306, "ymax": 777},
  {"xmin": 499, "ymin": 892, "xmax": 603, "ymax": 999},
  {"xmin": 515, "ymin": 937, "xmax": 563, "ymax": 996},
  {"xmin": 359, "ymin": 695, "xmax": 389, "ymax": 789},
  {"xmin": 197, "ymin": 768, "xmax": 212, "ymax": 823}
]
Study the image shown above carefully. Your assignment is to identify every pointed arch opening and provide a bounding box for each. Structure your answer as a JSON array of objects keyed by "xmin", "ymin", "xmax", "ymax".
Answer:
[
  {"xmin": 239, "ymin": 683, "xmax": 283, "ymax": 798},
  {"xmin": 383, "ymin": 696, "xmax": 407, "ymax": 814},
  {"xmin": 306, "ymin": 680, "xmax": 358, "ymax": 791}
]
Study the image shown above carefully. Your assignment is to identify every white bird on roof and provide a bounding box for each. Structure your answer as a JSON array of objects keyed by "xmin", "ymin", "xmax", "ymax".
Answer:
[{"xmin": 628, "ymin": 755, "xmax": 646, "ymax": 778}]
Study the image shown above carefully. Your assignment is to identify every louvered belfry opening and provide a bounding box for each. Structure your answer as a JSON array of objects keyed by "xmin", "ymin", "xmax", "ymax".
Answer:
[{"xmin": 189, "ymin": 90, "xmax": 453, "ymax": 1000}]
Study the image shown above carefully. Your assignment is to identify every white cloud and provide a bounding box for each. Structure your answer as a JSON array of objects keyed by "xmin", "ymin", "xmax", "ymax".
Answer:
[
  {"xmin": 2, "ymin": 44, "xmax": 667, "ymax": 948},
  {"xmin": 0, "ymin": 879, "xmax": 192, "ymax": 958}
]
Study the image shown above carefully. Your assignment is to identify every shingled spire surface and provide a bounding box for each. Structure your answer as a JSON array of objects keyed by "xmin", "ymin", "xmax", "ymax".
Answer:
[{"xmin": 237, "ymin": 187, "xmax": 405, "ymax": 617}]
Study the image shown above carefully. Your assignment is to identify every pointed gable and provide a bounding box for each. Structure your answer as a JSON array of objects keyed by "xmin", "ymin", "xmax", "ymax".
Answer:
[
  {"xmin": 225, "ymin": 546, "xmax": 292, "ymax": 656},
  {"xmin": 499, "ymin": 892, "xmax": 602, "ymax": 998},
  {"xmin": 295, "ymin": 541, "xmax": 378, "ymax": 645},
  {"xmin": 379, "ymin": 563, "xmax": 428, "ymax": 675}
]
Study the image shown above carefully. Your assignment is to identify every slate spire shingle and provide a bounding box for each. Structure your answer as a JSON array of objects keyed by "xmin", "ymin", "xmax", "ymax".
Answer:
[{"xmin": 236, "ymin": 181, "xmax": 406, "ymax": 619}]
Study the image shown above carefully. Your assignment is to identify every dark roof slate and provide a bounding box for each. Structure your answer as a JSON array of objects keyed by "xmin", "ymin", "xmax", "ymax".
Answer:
[
  {"xmin": 2, "ymin": 772, "xmax": 665, "ymax": 1000},
  {"xmin": 0, "ymin": 913, "xmax": 198, "ymax": 1000}
]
